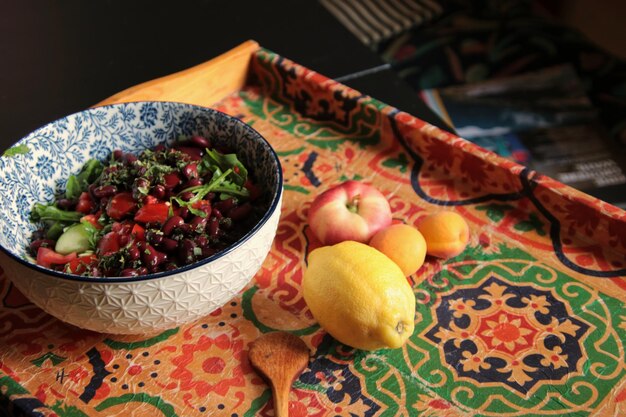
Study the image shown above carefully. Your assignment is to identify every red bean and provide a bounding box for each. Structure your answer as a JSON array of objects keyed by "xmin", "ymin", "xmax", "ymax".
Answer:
[
  {"xmin": 182, "ymin": 163, "xmax": 199, "ymax": 180},
  {"xmin": 184, "ymin": 178, "xmax": 203, "ymax": 188},
  {"xmin": 211, "ymin": 208, "xmax": 223, "ymax": 219},
  {"xmin": 160, "ymin": 237, "xmax": 179, "ymax": 253},
  {"xmin": 190, "ymin": 135, "xmax": 211, "ymax": 149},
  {"xmin": 179, "ymin": 191, "xmax": 194, "ymax": 202},
  {"xmin": 190, "ymin": 216, "xmax": 207, "ymax": 233},
  {"xmin": 175, "ymin": 146, "xmax": 203, "ymax": 160},
  {"xmin": 153, "ymin": 144, "xmax": 166, "ymax": 152},
  {"xmin": 178, "ymin": 239, "xmax": 197, "ymax": 265},
  {"xmin": 124, "ymin": 153, "xmax": 138, "ymax": 165},
  {"xmin": 228, "ymin": 203, "xmax": 252, "ymax": 221},
  {"xmin": 202, "ymin": 247, "xmax": 216, "ymax": 257},
  {"xmin": 142, "ymin": 244, "xmax": 166, "ymax": 268},
  {"xmin": 121, "ymin": 268, "xmax": 140, "ymax": 277},
  {"xmin": 113, "ymin": 149, "xmax": 124, "ymax": 160},
  {"xmin": 178, "ymin": 207, "xmax": 190, "ymax": 220},
  {"xmin": 195, "ymin": 235, "xmax": 209, "ymax": 248},
  {"xmin": 164, "ymin": 263, "xmax": 178, "ymax": 271},
  {"xmin": 137, "ymin": 267, "xmax": 149, "ymax": 275},
  {"xmin": 118, "ymin": 234, "xmax": 130, "ymax": 246},
  {"xmin": 146, "ymin": 230, "xmax": 164, "ymax": 245},
  {"xmin": 163, "ymin": 216, "xmax": 184, "ymax": 236},
  {"xmin": 30, "ymin": 239, "xmax": 56, "ymax": 256},
  {"xmin": 208, "ymin": 217, "xmax": 220, "ymax": 237},
  {"xmin": 57, "ymin": 198, "xmax": 77, "ymax": 210},
  {"xmin": 214, "ymin": 198, "xmax": 235, "ymax": 213},
  {"xmin": 152, "ymin": 184, "xmax": 166, "ymax": 200},
  {"xmin": 128, "ymin": 246, "xmax": 140, "ymax": 260},
  {"xmin": 94, "ymin": 185, "xmax": 118, "ymax": 199}
]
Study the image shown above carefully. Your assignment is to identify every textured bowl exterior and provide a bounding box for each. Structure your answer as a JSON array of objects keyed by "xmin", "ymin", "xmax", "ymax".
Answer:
[
  {"xmin": 0, "ymin": 102, "xmax": 282, "ymax": 334},
  {"xmin": 0, "ymin": 198, "xmax": 280, "ymax": 334}
]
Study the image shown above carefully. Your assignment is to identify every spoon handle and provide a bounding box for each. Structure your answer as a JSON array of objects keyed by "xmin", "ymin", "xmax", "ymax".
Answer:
[{"xmin": 272, "ymin": 381, "xmax": 291, "ymax": 417}]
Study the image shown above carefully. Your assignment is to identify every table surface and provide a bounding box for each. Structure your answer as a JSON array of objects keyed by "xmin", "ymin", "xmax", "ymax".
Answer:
[{"xmin": 0, "ymin": 0, "xmax": 449, "ymax": 151}]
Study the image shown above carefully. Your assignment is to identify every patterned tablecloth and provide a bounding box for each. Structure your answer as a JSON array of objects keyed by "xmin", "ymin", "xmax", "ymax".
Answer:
[{"xmin": 1, "ymin": 48, "xmax": 626, "ymax": 417}]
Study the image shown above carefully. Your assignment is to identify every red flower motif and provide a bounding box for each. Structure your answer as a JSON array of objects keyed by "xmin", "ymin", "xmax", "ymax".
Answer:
[
  {"xmin": 608, "ymin": 216, "xmax": 626, "ymax": 248},
  {"xmin": 562, "ymin": 198, "xmax": 601, "ymax": 236},
  {"xmin": 459, "ymin": 155, "xmax": 494, "ymax": 186},
  {"xmin": 424, "ymin": 139, "xmax": 455, "ymax": 171},
  {"xmin": 170, "ymin": 333, "xmax": 251, "ymax": 397}
]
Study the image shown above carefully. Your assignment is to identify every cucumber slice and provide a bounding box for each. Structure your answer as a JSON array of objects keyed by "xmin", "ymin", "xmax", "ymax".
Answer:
[{"xmin": 55, "ymin": 223, "xmax": 90, "ymax": 255}]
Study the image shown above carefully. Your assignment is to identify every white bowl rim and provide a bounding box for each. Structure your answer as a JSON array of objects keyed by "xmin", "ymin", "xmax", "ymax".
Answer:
[{"xmin": 0, "ymin": 101, "xmax": 283, "ymax": 284}]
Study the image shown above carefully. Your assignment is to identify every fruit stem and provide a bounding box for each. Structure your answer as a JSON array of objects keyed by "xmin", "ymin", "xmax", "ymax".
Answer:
[
  {"xmin": 346, "ymin": 194, "xmax": 360, "ymax": 213},
  {"xmin": 396, "ymin": 321, "xmax": 405, "ymax": 334}
]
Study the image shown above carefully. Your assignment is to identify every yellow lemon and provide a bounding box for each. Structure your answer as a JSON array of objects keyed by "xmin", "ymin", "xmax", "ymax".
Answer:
[{"xmin": 302, "ymin": 241, "xmax": 415, "ymax": 351}]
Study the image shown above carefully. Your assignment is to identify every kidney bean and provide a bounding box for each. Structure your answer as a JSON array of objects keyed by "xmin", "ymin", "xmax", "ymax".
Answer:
[
  {"xmin": 208, "ymin": 217, "xmax": 220, "ymax": 237},
  {"xmin": 178, "ymin": 239, "xmax": 198, "ymax": 265},
  {"xmin": 177, "ymin": 223, "xmax": 193, "ymax": 235},
  {"xmin": 128, "ymin": 246, "xmax": 141, "ymax": 261},
  {"xmin": 118, "ymin": 234, "xmax": 130, "ymax": 246},
  {"xmin": 195, "ymin": 235, "xmax": 209, "ymax": 248},
  {"xmin": 202, "ymin": 247, "xmax": 216, "ymax": 258},
  {"xmin": 113, "ymin": 149, "xmax": 124, "ymax": 160},
  {"xmin": 228, "ymin": 202, "xmax": 252, "ymax": 221},
  {"xmin": 30, "ymin": 239, "xmax": 56, "ymax": 256},
  {"xmin": 163, "ymin": 216, "xmax": 184, "ymax": 236},
  {"xmin": 179, "ymin": 191, "xmax": 194, "ymax": 202},
  {"xmin": 163, "ymin": 172, "xmax": 182, "ymax": 189},
  {"xmin": 152, "ymin": 184, "xmax": 166, "ymax": 200},
  {"xmin": 153, "ymin": 144, "xmax": 166, "ymax": 152},
  {"xmin": 175, "ymin": 146, "xmax": 203, "ymax": 161},
  {"xmin": 182, "ymin": 163, "xmax": 199, "ymax": 180},
  {"xmin": 219, "ymin": 217, "xmax": 233, "ymax": 230},
  {"xmin": 146, "ymin": 229, "xmax": 164, "ymax": 246},
  {"xmin": 137, "ymin": 267, "xmax": 149, "ymax": 275},
  {"xmin": 160, "ymin": 237, "xmax": 179, "ymax": 253},
  {"xmin": 164, "ymin": 262, "xmax": 178, "ymax": 272},
  {"xmin": 178, "ymin": 207, "xmax": 190, "ymax": 220},
  {"xmin": 190, "ymin": 216, "xmax": 207, "ymax": 233},
  {"xmin": 142, "ymin": 244, "xmax": 166, "ymax": 268},
  {"xmin": 56, "ymin": 198, "xmax": 77, "ymax": 211},
  {"xmin": 93, "ymin": 185, "xmax": 118, "ymax": 199},
  {"xmin": 88, "ymin": 183, "xmax": 98, "ymax": 200},
  {"xmin": 120, "ymin": 268, "xmax": 140, "ymax": 277},
  {"xmin": 124, "ymin": 153, "xmax": 138, "ymax": 165},
  {"xmin": 31, "ymin": 229, "xmax": 46, "ymax": 241},
  {"xmin": 184, "ymin": 178, "xmax": 203, "ymax": 189},
  {"xmin": 211, "ymin": 208, "xmax": 223, "ymax": 219},
  {"xmin": 90, "ymin": 266, "xmax": 102, "ymax": 277},
  {"xmin": 190, "ymin": 135, "xmax": 211, "ymax": 149},
  {"xmin": 214, "ymin": 198, "xmax": 235, "ymax": 214}
]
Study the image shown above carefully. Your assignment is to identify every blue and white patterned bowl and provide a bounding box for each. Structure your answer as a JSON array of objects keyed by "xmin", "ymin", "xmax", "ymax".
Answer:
[{"xmin": 0, "ymin": 102, "xmax": 283, "ymax": 334}]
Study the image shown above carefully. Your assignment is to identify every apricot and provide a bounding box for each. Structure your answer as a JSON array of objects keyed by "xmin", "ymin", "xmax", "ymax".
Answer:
[
  {"xmin": 417, "ymin": 211, "xmax": 470, "ymax": 258},
  {"xmin": 369, "ymin": 224, "xmax": 427, "ymax": 276}
]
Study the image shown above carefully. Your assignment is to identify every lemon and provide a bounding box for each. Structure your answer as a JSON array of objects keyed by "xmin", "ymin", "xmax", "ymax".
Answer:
[{"xmin": 302, "ymin": 241, "xmax": 415, "ymax": 351}]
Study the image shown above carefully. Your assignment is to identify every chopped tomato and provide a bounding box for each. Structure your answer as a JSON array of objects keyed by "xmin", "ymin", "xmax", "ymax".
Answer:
[
  {"xmin": 143, "ymin": 195, "xmax": 158, "ymax": 205},
  {"xmin": 81, "ymin": 214, "xmax": 103, "ymax": 229},
  {"xmin": 37, "ymin": 247, "xmax": 77, "ymax": 269},
  {"xmin": 163, "ymin": 172, "xmax": 182, "ymax": 189},
  {"xmin": 244, "ymin": 180, "xmax": 261, "ymax": 201},
  {"xmin": 131, "ymin": 223, "xmax": 145, "ymax": 241},
  {"xmin": 65, "ymin": 254, "xmax": 98, "ymax": 275},
  {"xmin": 111, "ymin": 221, "xmax": 133, "ymax": 235},
  {"xmin": 98, "ymin": 231, "xmax": 121, "ymax": 255},
  {"xmin": 134, "ymin": 203, "xmax": 170, "ymax": 224},
  {"xmin": 190, "ymin": 199, "xmax": 212, "ymax": 214},
  {"xmin": 76, "ymin": 192, "xmax": 95, "ymax": 214},
  {"xmin": 107, "ymin": 192, "xmax": 137, "ymax": 220}
]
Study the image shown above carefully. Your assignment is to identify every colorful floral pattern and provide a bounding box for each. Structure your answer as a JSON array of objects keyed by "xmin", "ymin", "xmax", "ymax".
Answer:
[{"xmin": 0, "ymin": 47, "xmax": 625, "ymax": 417}]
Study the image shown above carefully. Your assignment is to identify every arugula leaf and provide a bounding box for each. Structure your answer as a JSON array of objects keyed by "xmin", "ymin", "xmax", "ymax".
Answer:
[
  {"xmin": 31, "ymin": 203, "xmax": 82, "ymax": 223},
  {"xmin": 202, "ymin": 149, "xmax": 248, "ymax": 186}
]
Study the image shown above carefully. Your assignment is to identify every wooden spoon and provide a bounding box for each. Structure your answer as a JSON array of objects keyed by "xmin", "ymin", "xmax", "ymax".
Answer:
[{"xmin": 248, "ymin": 332, "xmax": 310, "ymax": 417}]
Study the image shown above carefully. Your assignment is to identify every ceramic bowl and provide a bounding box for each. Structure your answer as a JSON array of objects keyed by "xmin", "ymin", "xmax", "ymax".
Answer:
[{"xmin": 0, "ymin": 102, "xmax": 282, "ymax": 334}]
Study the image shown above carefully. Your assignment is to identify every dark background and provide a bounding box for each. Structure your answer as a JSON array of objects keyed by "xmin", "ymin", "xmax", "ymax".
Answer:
[{"xmin": 0, "ymin": 0, "xmax": 447, "ymax": 150}]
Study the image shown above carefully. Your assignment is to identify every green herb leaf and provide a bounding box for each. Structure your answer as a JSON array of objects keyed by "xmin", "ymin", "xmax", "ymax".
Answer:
[
  {"xmin": 31, "ymin": 203, "xmax": 82, "ymax": 223},
  {"xmin": 2, "ymin": 144, "xmax": 30, "ymax": 158},
  {"xmin": 46, "ymin": 221, "xmax": 65, "ymax": 240},
  {"xmin": 203, "ymin": 149, "xmax": 248, "ymax": 186},
  {"xmin": 76, "ymin": 159, "xmax": 104, "ymax": 188},
  {"xmin": 81, "ymin": 219, "xmax": 102, "ymax": 250},
  {"xmin": 66, "ymin": 175, "xmax": 81, "ymax": 199}
]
